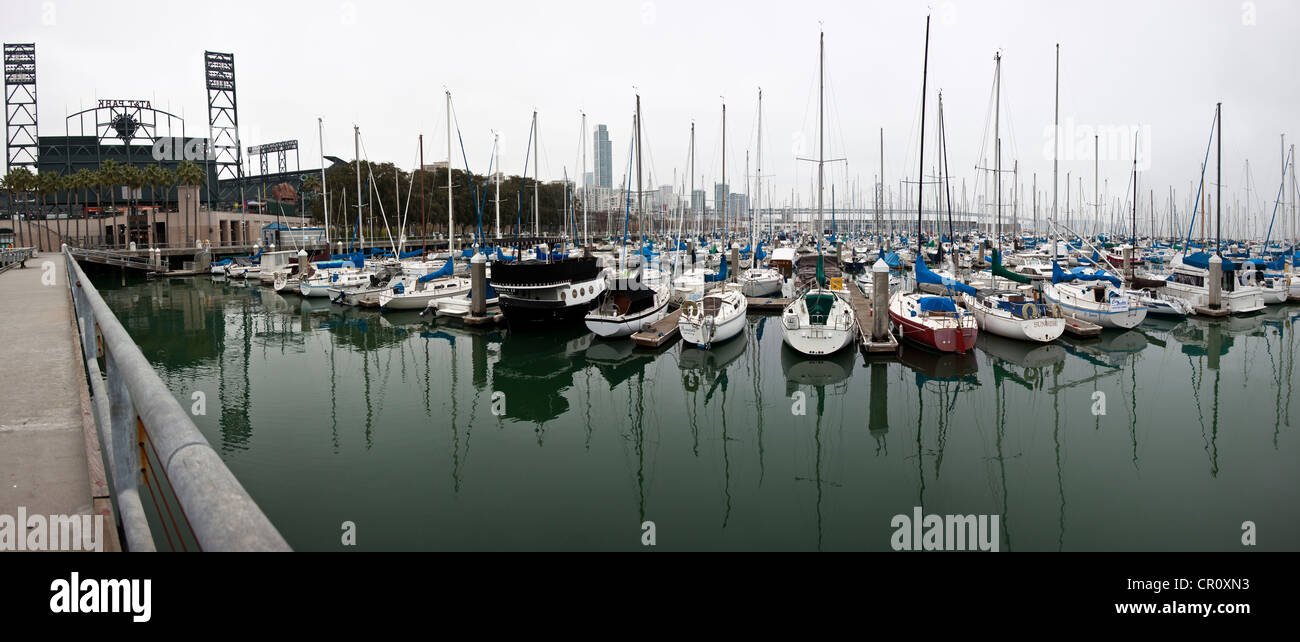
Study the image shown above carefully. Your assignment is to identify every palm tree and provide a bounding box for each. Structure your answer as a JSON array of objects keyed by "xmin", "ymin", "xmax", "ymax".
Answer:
[
  {"xmin": 176, "ymin": 161, "xmax": 205, "ymax": 245},
  {"xmin": 56, "ymin": 174, "xmax": 73, "ymax": 247},
  {"xmin": 122, "ymin": 166, "xmax": 145, "ymax": 246},
  {"xmin": 7, "ymin": 168, "xmax": 34, "ymax": 248},
  {"xmin": 33, "ymin": 171, "xmax": 57, "ymax": 250},
  {"xmin": 74, "ymin": 169, "xmax": 94, "ymax": 245},
  {"xmin": 99, "ymin": 160, "xmax": 121, "ymax": 247},
  {"xmin": 144, "ymin": 164, "xmax": 163, "ymax": 247},
  {"xmin": 0, "ymin": 172, "xmax": 15, "ymax": 247}
]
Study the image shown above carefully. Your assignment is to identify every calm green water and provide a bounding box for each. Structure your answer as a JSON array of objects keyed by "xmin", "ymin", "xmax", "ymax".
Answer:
[{"xmin": 92, "ymin": 272, "xmax": 1299, "ymax": 551}]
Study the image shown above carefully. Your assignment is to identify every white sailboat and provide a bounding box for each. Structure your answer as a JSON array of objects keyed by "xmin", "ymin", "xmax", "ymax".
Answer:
[
  {"xmin": 678, "ymin": 283, "xmax": 747, "ymax": 348},
  {"xmin": 781, "ymin": 32, "xmax": 858, "ymax": 357},
  {"xmin": 736, "ymin": 88, "xmax": 783, "ymax": 299}
]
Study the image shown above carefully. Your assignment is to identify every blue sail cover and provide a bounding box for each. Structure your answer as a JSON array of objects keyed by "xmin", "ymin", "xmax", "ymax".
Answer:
[
  {"xmin": 756, "ymin": 242, "xmax": 767, "ymax": 261},
  {"xmin": 918, "ymin": 296, "xmax": 957, "ymax": 313},
  {"xmin": 212, "ymin": 258, "xmax": 232, "ymax": 267},
  {"xmin": 495, "ymin": 248, "xmax": 516, "ymax": 262},
  {"xmin": 878, "ymin": 250, "xmax": 901, "ymax": 268},
  {"xmin": 399, "ymin": 249, "xmax": 424, "ymax": 259},
  {"xmin": 704, "ymin": 254, "xmax": 728, "ymax": 282},
  {"xmin": 1070, "ymin": 267, "xmax": 1122, "ymax": 288},
  {"xmin": 417, "ymin": 258, "xmax": 455, "ymax": 283},
  {"xmin": 1243, "ymin": 257, "xmax": 1283, "ymax": 270},
  {"xmin": 915, "ymin": 256, "xmax": 976, "ymax": 295},
  {"xmin": 1183, "ymin": 252, "xmax": 1238, "ymax": 271}
]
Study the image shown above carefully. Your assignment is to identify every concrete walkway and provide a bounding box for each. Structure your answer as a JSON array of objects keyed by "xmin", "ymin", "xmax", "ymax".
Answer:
[{"xmin": 0, "ymin": 252, "xmax": 118, "ymax": 550}]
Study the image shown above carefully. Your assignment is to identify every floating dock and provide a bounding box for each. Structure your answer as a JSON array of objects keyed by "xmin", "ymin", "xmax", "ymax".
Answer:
[
  {"xmin": 1193, "ymin": 305, "xmax": 1232, "ymax": 318},
  {"xmin": 1063, "ymin": 317, "xmax": 1103, "ymax": 337},
  {"xmin": 745, "ymin": 296, "xmax": 792, "ymax": 312},
  {"xmin": 846, "ymin": 286, "xmax": 899, "ymax": 354},
  {"xmin": 632, "ymin": 308, "xmax": 682, "ymax": 348}
]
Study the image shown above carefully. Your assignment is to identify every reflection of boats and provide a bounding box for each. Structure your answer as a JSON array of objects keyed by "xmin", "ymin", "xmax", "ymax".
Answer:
[
  {"xmin": 896, "ymin": 340, "xmax": 979, "ymax": 385},
  {"xmin": 779, "ymin": 344, "xmax": 855, "ymax": 387},
  {"xmin": 678, "ymin": 329, "xmax": 747, "ymax": 393},
  {"xmin": 490, "ymin": 327, "xmax": 592, "ymax": 424},
  {"xmin": 1058, "ymin": 329, "xmax": 1149, "ymax": 367},
  {"xmin": 584, "ymin": 339, "xmax": 655, "ymax": 389},
  {"xmin": 977, "ymin": 332, "xmax": 1067, "ymax": 369}
]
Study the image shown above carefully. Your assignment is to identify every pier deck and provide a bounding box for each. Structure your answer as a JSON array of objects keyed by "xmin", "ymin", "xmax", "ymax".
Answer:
[
  {"xmin": 1063, "ymin": 317, "xmax": 1103, "ymax": 337},
  {"xmin": 0, "ymin": 252, "xmax": 118, "ymax": 550},
  {"xmin": 845, "ymin": 286, "xmax": 899, "ymax": 353},
  {"xmin": 632, "ymin": 309, "xmax": 682, "ymax": 348}
]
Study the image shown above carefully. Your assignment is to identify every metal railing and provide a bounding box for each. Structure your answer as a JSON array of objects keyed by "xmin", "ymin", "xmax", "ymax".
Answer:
[
  {"xmin": 63, "ymin": 248, "xmax": 291, "ymax": 551},
  {"xmin": 0, "ymin": 247, "xmax": 35, "ymax": 274}
]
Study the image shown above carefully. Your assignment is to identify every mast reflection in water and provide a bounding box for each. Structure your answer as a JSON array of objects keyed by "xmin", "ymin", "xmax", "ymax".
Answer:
[{"xmin": 94, "ymin": 274, "xmax": 1300, "ymax": 551}]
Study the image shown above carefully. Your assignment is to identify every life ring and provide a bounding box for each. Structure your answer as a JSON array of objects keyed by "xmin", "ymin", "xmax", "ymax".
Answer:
[
  {"xmin": 681, "ymin": 300, "xmax": 698, "ymax": 316},
  {"xmin": 1024, "ymin": 367, "xmax": 1041, "ymax": 384},
  {"xmin": 1021, "ymin": 302, "xmax": 1040, "ymax": 319}
]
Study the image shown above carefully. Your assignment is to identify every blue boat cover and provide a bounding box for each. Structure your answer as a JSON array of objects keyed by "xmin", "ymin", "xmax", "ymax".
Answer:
[
  {"xmin": 704, "ymin": 254, "xmax": 728, "ymax": 282},
  {"xmin": 417, "ymin": 258, "xmax": 454, "ymax": 283},
  {"xmin": 918, "ymin": 296, "xmax": 957, "ymax": 313},
  {"xmin": 915, "ymin": 256, "xmax": 976, "ymax": 295},
  {"xmin": 1183, "ymin": 251, "xmax": 1238, "ymax": 271}
]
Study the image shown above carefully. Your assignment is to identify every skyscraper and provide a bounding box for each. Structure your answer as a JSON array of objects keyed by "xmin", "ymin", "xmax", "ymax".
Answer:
[{"xmin": 593, "ymin": 125, "xmax": 612, "ymax": 189}]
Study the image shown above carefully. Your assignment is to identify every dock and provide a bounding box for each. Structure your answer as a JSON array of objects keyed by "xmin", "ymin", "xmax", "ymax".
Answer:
[
  {"xmin": 1063, "ymin": 317, "xmax": 1103, "ymax": 337},
  {"xmin": 1193, "ymin": 305, "xmax": 1232, "ymax": 318},
  {"xmin": 745, "ymin": 296, "xmax": 792, "ymax": 312},
  {"xmin": 632, "ymin": 308, "xmax": 682, "ymax": 348},
  {"xmin": 846, "ymin": 286, "xmax": 899, "ymax": 354},
  {"xmin": 0, "ymin": 252, "xmax": 120, "ymax": 551}
]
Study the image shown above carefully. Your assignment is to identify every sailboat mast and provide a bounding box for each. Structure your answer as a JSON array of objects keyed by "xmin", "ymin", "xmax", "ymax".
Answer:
[
  {"xmin": 722, "ymin": 101, "xmax": 727, "ymax": 241},
  {"xmin": 1132, "ymin": 132, "xmax": 1139, "ymax": 245},
  {"xmin": 581, "ymin": 112, "xmax": 587, "ymax": 246},
  {"xmin": 1216, "ymin": 102, "xmax": 1222, "ymax": 253},
  {"xmin": 494, "ymin": 131, "xmax": 501, "ymax": 239},
  {"xmin": 419, "ymin": 134, "xmax": 425, "ymax": 251},
  {"xmin": 689, "ymin": 123, "xmax": 695, "ymax": 238},
  {"xmin": 319, "ymin": 117, "xmax": 329, "ymax": 247},
  {"xmin": 818, "ymin": 31, "xmax": 825, "ymax": 247},
  {"xmin": 636, "ymin": 95, "xmax": 643, "ymax": 241},
  {"xmin": 355, "ymin": 125, "xmax": 362, "ymax": 250},
  {"xmin": 446, "ymin": 91, "xmax": 454, "ymax": 254},
  {"xmin": 995, "ymin": 51, "xmax": 1001, "ymax": 245},
  {"xmin": 1052, "ymin": 44, "xmax": 1059, "ymax": 237},
  {"xmin": 916, "ymin": 17, "xmax": 930, "ymax": 261},
  {"xmin": 533, "ymin": 110, "xmax": 539, "ymax": 239},
  {"xmin": 756, "ymin": 88, "xmax": 762, "ymax": 252}
]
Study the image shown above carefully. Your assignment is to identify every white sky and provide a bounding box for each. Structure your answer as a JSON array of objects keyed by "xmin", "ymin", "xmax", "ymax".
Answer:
[{"xmin": 4, "ymin": 0, "xmax": 1299, "ymax": 222}]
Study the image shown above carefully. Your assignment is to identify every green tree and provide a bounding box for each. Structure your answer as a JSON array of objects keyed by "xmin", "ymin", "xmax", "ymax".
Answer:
[{"xmin": 99, "ymin": 160, "xmax": 121, "ymax": 246}]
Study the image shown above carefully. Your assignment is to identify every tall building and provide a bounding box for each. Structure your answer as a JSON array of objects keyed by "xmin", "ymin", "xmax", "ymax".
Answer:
[
  {"xmin": 593, "ymin": 125, "xmax": 612, "ymax": 189},
  {"xmin": 714, "ymin": 183, "xmax": 729, "ymax": 216},
  {"xmin": 691, "ymin": 190, "xmax": 706, "ymax": 214}
]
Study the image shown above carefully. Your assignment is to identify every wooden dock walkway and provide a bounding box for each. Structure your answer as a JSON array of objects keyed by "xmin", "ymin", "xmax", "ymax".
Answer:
[
  {"xmin": 632, "ymin": 308, "xmax": 683, "ymax": 348},
  {"xmin": 845, "ymin": 285, "xmax": 899, "ymax": 353},
  {"xmin": 1063, "ymin": 317, "xmax": 1103, "ymax": 337},
  {"xmin": 745, "ymin": 296, "xmax": 792, "ymax": 312},
  {"xmin": 0, "ymin": 252, "xmax": 119, "ymax": 550}
]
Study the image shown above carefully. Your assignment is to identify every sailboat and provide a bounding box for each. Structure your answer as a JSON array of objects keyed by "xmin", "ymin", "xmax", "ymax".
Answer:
[
  {"xmin": 737, "ymin": 89, "xmax": 784, "ymax": 298},
  {"xmin": 954, "ymin": 54, "xmax": 1064, "ymax": 343},
  {"xmin": 781, "ymin": 32, "xmax": 858, "ymax": 356},
  {"xmin": 585, "ymin": 95, "xmax": 670, "ymax": 338},
  {"xmin": 889, "ymin": 16, "xmax": 978, "ymax": 354},
  {"xmin": 495, "ymin": 110, "xmax": 609, "ymax": 326},
  {"xmin": 1161, "ymin": 104, "xmax": 1265, "ymax": 315}
]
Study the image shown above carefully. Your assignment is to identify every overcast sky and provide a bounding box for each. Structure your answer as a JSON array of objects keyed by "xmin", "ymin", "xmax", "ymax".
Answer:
[{"xmin": 4, "ymin": 0, "xmax": 1299, "ymax": 223}]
